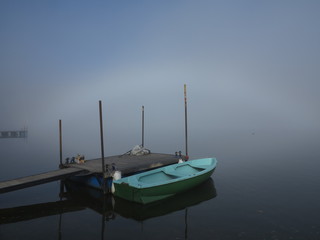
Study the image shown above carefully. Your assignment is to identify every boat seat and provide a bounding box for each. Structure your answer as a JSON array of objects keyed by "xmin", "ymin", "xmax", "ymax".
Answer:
[
  {"xmin": 188, "ymin": 164, "xmax": 207, "ymax": 170},
  {"xmin": 164, "ymin": 171, "xmax": 184, "ymax": 178},
  {"xmin": 173, "ymin": 163, "xmax": 206, "ymax": 175},
  {"xmin": 162, "ymin": 166, "xmax": 184, "ymax": 177},
  {"xmin": 128, "ymin": 176, "xmax": 139, "ymax": 186}
]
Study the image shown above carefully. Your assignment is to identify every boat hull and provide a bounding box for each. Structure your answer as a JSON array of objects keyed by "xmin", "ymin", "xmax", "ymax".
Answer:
[
  {"xmin": 113, "ymin": 158, "xmax": 217, "ymax": 204},
  {"xmin": 115, "ymin": 169, "xmax": 214, "ymax": 204}
]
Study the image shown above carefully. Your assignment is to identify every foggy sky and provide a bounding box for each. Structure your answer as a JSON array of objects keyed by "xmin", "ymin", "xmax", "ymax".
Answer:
[{"xmin": 1, "ymin": 1, "xmax": 320, "ymax": 156}]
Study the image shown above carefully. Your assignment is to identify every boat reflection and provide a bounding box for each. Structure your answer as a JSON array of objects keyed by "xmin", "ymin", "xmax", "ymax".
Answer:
[
  {"xmin": 113, "ymin": 178, "xmax": 217, "ymax": 221},
  {"xmin": 0, "ymin": 178, "xmax": 217, "ymax": 224}
]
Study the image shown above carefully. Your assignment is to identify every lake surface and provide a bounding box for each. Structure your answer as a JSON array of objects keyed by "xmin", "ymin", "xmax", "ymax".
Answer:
[{"xmin": 1, "ymin": 130, "xmax": 320, "ymax": 239}]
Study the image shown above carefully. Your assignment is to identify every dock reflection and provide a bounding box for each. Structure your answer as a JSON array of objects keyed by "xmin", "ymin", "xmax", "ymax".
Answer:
[
  {"xmin": 0, "ymin": 199, "xmax": 84, "ymax": 224},
  {"xmin": 0, "ymin": 178, "xmax": 217, "ymax": 224}
]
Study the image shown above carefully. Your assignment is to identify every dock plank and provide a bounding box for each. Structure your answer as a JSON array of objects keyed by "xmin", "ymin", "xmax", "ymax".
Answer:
[{"xmin": 0, "ymin": 168, "xmax": 87, "ymax": 194}]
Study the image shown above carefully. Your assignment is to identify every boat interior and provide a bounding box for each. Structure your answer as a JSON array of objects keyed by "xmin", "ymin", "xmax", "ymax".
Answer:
[{"xmin": 137, "ymin": 163, "xmax": 207, "ymax": 184}]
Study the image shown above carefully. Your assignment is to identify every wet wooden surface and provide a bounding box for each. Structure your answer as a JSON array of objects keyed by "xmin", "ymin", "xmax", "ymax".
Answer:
[
  {"xmin": 68, "ymin": 153, "xmax": 184, "ymax": 175},
  {"xmin": 0, "ymin": 168, "xmax": 87, "ymax": 194}
]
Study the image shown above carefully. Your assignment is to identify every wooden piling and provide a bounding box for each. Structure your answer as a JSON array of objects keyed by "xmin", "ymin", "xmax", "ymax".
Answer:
[
  {"xmin": 99, "ymin": 100, "xmax": 106, "ymax": 193},
  {"xmin": 59, "ymin": 119, "xmax": 63, "ymax": 167},
  {"xmin": 142, "ymin": 105, "xmax": 145, "ymax": 147},
  {"xmin": 184, "ymin": 84, "xmax": 189, "ymax": 159}
]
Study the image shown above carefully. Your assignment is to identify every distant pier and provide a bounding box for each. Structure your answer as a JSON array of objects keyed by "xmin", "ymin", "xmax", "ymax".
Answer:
[{"xmin": 0, "ymin": 130, "xmax": 28, "ymax": 138}]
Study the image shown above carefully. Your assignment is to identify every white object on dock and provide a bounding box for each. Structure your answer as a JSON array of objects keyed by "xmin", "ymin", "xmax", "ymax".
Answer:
[{"xmin": 111, "ymin": 171, "xmax": 122, "ymax": 193}]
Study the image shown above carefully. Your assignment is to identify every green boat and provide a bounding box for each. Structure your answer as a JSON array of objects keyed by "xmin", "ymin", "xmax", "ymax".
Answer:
[{"xmin": 113, "ymin": 157, "xmax": 217, "ymax": 204}]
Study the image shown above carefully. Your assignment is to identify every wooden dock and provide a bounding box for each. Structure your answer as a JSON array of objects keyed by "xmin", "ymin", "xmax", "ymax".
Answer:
[
  {"xmin": 0, "ymin": 168, "xmax": 87, "ymax": 194},
  {"xmin": 0, "ymin": 153, "xmax": 184, "ymax": 194},
  {"xmin": 0, "ymin": 87, "xmax": 191, "ymax": 194}
]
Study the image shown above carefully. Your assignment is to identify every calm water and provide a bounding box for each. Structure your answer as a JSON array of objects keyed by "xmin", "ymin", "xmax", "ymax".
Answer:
[{"xmin": 1, "ymin": 130, "xmax": 320, "ymax": 239}]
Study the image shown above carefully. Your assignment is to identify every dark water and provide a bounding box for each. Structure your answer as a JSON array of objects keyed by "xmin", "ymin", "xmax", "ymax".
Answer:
[{"xmin": 1, "ymin": 130, "xmax": 320, "ymax": 239}]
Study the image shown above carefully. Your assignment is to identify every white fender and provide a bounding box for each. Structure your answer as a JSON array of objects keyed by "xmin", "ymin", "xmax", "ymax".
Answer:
[{"xmin": 111, "ymin": 171, "xmax": 122, "ymax": 194}]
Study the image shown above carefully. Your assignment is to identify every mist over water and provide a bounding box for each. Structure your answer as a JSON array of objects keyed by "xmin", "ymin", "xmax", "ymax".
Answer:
[{"xmin": 1, "ymin": 126, "xmax": 320, "ymax": 239}]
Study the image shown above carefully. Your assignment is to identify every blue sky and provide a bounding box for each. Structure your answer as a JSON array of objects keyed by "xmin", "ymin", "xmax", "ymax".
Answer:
[{"xmin": 1, "ymin": 1, "xmax": 320, "ymax": 155}]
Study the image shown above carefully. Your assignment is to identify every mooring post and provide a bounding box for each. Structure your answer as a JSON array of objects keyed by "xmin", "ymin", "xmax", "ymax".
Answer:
[
  {"xmin": 184, "ymin": 84, "xmax": 189, "ymax": 160},
  {"xmin": 142, "ymin": 105, "xmax": 145, "ymax": 147},
  {"xmin": 59, "ymin": 119, "xmax": 63, "ymax": 168},
  {"xmin": 99, "ymin": 100, "xmax": 106, "ymax": 193}
]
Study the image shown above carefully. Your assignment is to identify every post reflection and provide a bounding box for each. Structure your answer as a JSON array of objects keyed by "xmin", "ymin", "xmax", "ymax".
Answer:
[{"xmin": 0, "ymin": 178, "xmax": 217, "ymax": 239}]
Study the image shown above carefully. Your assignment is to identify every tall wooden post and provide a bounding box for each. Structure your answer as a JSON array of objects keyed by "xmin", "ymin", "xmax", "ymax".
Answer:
[
  {"xmin": 184, "ymin": 84, "xmax": 189, "ymax": 159},
  {"xmin": 59, "ymin": 119, "xmax": 63, "ymax": 167},
  {"xmin": 142, "ymin": 105, "xmax": 145, "ymax": 147},
  {"xmin": 99, "ymin": 100, "xmax": 106, "ymax": 193}
]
